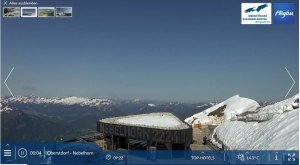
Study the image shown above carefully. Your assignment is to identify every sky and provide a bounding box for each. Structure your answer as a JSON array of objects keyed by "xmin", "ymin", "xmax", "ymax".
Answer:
[{"xmin": 1, "ymin": 0, "xmax": 299, "ymax": 102}]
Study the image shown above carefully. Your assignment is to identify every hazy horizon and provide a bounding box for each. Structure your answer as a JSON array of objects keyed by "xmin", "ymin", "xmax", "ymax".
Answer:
[{"xmin": 2, "ymin": 93, "xmax": 296, "ymax": 104}]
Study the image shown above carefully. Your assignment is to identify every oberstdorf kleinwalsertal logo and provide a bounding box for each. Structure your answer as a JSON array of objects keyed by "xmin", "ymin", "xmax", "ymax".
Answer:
[
  {"xmin": 273, "ymin": 3, "xmax": 295, "ymax": 24},
  {"xmin": 241, "ymin": 3, "xmax": 272, "ymax": 24}
]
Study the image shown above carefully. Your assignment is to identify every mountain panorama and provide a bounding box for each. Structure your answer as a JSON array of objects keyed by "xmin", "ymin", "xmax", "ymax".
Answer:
[
  {"xmin": 1, "ymin": 96, "xmax": 113, "ymax": 107},
  {"xmin": 0, "ymin": 95, "xmax": 216, "ymax": 141},
  {"xmin": 1, "ymin": 94, "xmax": 299, "ymax": 150}
]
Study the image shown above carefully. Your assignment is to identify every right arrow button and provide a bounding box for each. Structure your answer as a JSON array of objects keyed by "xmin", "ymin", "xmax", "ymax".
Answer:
[{"xmin": 284, "ymin": 67, "xmax": 296, "ymax": 98}]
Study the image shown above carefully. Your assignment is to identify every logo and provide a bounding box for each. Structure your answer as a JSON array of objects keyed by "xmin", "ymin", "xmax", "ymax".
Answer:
[
  {"xmin": 241, "ymin": 3, "xmax": 272, "ymax": 24},
  {"xmin": 273, "ymin": 3, "xmax": 295, "ymax": 24}
]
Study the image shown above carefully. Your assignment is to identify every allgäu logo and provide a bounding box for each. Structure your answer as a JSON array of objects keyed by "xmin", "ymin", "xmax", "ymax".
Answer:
[
  {"xmin": 273, "ymin": 3, "xmax": 295, "ymax": 24},
  {"xmin": 275, "ymin": 10, "xmax": 294, "ymax": 18}
]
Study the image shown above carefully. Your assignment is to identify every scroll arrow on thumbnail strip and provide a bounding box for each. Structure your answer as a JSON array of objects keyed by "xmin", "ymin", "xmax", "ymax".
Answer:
[
  {"xmin": 4, "ymin": 67, "xmax": 15, "ymax": 97},
  {"xmin": 284, "ymin": 67, "xmax": 295, "ymax": 98}
]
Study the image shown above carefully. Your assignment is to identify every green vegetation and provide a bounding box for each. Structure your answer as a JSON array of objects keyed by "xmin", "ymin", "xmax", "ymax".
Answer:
[{"xmin": 39, "ymin": 9, "xmax": 54, "ymax": 17}]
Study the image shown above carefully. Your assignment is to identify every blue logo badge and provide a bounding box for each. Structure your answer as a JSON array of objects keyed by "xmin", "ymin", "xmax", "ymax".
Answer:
[{"xmin": 273, "ymin": 3, "xmax": 295, "ymax": 24}]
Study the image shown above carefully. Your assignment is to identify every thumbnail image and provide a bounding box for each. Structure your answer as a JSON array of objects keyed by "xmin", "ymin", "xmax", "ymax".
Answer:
[
  {"xmin": 21, "ymin": 7, "xmax": 37, "ymax": 17},
  {"xmin": 3, "ymin": 7, "xmax": 20, "ymax": 17},
  {"xmin": 56, "ymin": 7, "xmax": 72, "ymax": 17},
  {"xmin": 38, "ymin": 7, "xmax": 55, "ymax": 17}
]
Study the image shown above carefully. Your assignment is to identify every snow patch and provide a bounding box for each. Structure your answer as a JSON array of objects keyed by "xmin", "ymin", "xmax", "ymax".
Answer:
[
  {"xmin": 185, "ymin": 95, "xmax": 259, "ymax": 125},
  {"xmin": 212, "ymin": 110, "xmax": 299, "ymax": 150},
  {"xmin": 101, "ymin": 112, "xmax": 190, "ymax": 130},
  {"xmin": 147, "ymin": 104, "xmax": 156, "ymax": 107},
  {"xmin": 117, "ymin": 113, "xmax": 181, "ymax": 128},
  {"xmin": 0, "ymin": 103, "xmax": 13, "ymax": 112}
]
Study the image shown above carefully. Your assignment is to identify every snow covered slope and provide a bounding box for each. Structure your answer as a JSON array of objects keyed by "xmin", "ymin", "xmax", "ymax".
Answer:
[
  {"xmin": 257, "ymin": 94, "xmax": 299, "ymax": 115},
  {"xmin": 212, "ymin": 94, "xmax": 299, "ymax": 150},
  {"xmin": 185, "ymin": 95, "xmax": 260, "ymax": 125},
  {"xmin": 0, "ymin": 103, "xmax": 13, "ymax": 112}
]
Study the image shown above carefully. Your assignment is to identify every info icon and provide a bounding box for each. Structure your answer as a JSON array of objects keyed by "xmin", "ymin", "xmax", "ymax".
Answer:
[{"xmin": 273, "ymin": 3, "xmax": 295, "ymax": 24}]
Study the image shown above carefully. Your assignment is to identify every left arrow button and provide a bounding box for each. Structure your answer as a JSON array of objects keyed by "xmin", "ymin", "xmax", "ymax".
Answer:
[{"xmin": 4, "ymin": 67, "xmax": 15, "ymax": 97}]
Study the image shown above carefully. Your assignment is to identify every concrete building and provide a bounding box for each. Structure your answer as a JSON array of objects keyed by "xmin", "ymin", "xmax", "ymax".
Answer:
[{"xmin": 97, "ymin": 112, "xmax": 193, "ymax": 151}]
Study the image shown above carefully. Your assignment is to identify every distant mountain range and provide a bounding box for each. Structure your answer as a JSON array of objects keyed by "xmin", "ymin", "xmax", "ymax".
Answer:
[
  {"xmin": 1, "ymin": 96, "xmax": 217, "ymax": 142},
  {"xmin": 2, "ymin": 96, "xmax": 113, "ymax": 107}
]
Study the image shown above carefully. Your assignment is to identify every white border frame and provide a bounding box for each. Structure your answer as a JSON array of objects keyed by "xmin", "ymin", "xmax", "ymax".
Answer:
[
  {"xmin": 38, "ymin": 7, "xmax": 55, "ymax": 17},
  {"xmin": 21, "ymin": 7, "xmax": 37, "ymax": 18},
  {"xmin": 56, "ymin": 7, "xmax": 72, "ymax": 17}
]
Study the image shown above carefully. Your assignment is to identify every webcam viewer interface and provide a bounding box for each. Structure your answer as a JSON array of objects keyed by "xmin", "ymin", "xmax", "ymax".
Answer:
[{"xmin": 1, "ymin": 0, "xmax": 299, "ymax": 164}]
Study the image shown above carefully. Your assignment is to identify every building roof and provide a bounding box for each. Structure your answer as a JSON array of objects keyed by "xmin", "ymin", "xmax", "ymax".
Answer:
[{"xmin": 99, "ymin": 112, "xmax": 190, "ymax": 130}]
